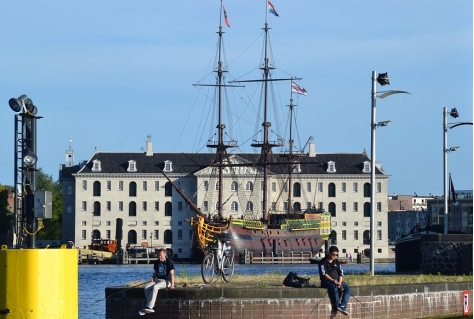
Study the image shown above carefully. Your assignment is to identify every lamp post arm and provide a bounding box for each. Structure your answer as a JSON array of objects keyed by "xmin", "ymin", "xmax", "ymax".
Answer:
[
  {"xmin": 449, "ymin": 122, "xmax": 473, "ymax": 129},
  {"xmin": 377, "ymin": 90, "xmax": 411, "ymax": 99}
]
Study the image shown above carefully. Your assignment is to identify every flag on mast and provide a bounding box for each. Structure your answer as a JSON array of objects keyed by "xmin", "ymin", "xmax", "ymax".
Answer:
[
  {"xmin": 291, "ymin": 81, "xmax": 307, "ymax": 95},
  {"xmin": 223, "ymin": 6, "xmax": 230, "ymax": 28},
  {"xmin": 268, "ymin": 1, "xmax": 279, "ymax": 17},
  {"xmin": 450, "ymin": 175, "xmax": 458, "ymax": 206}
]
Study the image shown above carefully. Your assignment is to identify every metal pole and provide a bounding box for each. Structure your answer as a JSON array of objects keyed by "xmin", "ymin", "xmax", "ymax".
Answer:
[
  {"xmin": 370, "ymin": 71, "xmax": 377, "ymax": 275},
  {"xmin": 443, "ymin": 107, "xmax": 448, "ymax": 234}
]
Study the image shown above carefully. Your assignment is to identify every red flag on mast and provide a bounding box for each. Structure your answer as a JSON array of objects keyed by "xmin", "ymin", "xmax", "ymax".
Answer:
[{"xmin": 223, "ymin": 6, "xmax": 230, "ymax": 28}]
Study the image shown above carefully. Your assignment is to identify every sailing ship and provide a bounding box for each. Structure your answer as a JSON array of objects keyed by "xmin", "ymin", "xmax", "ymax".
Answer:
[{"xmin": 162, "ymin": 1, "xmax": 331, "ymax": 261}]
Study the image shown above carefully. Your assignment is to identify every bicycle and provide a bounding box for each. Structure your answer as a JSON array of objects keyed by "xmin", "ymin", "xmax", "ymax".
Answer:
[{"xmin": 201, "ymin": 240, "xmax": 234, "ymax": 283}]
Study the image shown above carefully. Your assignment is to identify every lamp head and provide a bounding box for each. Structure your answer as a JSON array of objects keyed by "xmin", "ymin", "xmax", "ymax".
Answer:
[
  {"xmin": 449, "ymin": 108, "xmax": 459, "ymax": 118},
  {"xmin": 448, "ymin": 146, "xmax": 460, "ymax": 152},
  {"xmin": 23, "ymin": 148, "xmax": 38, "ymax": 167},
  {"xmin": 377, "ymin": 120, "xmax": 392, "ymax": 127},
  {"xmin": 376, "ymin": 73, "xmax": 390, "ymax": 86},
  {"xmin": 8, "ymin": 94, "xmax": 37, "ymax": 115}
]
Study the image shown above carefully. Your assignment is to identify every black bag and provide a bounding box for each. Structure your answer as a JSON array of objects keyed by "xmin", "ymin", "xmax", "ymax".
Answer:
[{"xmin": 283, "ymin": 271, "xmax": 310, "ymax": 288}]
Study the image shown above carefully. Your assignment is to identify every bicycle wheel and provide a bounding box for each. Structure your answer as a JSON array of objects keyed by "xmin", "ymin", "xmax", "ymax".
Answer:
[
  {"xmin": 201, "ymin": 253, "xmax": 215, "ymax": 284},
  {"xmin": 221, "ymin": 250, "xmax": 234, "ymax": 282}
]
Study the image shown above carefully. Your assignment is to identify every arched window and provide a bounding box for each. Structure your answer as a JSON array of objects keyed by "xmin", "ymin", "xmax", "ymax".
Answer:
[
  {"xmin": 129, "ymin": 182, "xmax": 137, "ymax": 197},
  {"xmin": 231, "ymin": 201, "xmax": 238, "ymax": 212},
  {"xmin": 293, "ymin": 202, "xmax": 301, "ymax": 212},
  {"xmin": 245, "ymin": 181, "xmax": 253, "ymax": 191},
  {"xmin": 93, "ymin": 201, "xmax": 101, "ymax": 216},
  {"xmin": 364, "ymin": 202, "xmax": 370, "ymax": 217},
  {"xmin": 165, "ymin": 201, "xmax": 173, "ymax": 216},
  {"xmin": 293, "ymin": 182, "xmax": 301, "ymax": 197},
  {"xmin": 328, "ymin": 202, "xmax": 336, "ymax": 217},
  {"xmin": 363, "ymin": 183, "xmax": 371, "ymax": 197},
  {"xmin": 328, "ymin": 183, "xmax": 336, "ymax": 197},
  {"xmin": 363, "ymin": 230, "xmax": 370, "ymax": 245},
  {"xmin": 245, "ymin": 201, "xmax": 254, "ymax": 212},
  {"xmin": 127, "ymin": 230, "xmax": 137, "ymax": 245},
  {"xmin": 230, "ymin": 181, "xmax": 238, "ymax": 191},
  {"xmin": 165, "ymin": 182, "xmax": 172, "ymax": 196},
  {"xmin": 129, "ymin": 201, "xmax": 136, "ymax": 216},
  {"xmin": 329, "ymin": 230, "xmax": 337, "ymax": 246},
  {"xmin": 92, "ymin": 229, "xmax": 101, "ymax": 241},
  {"xmin": 93, "ymin": 181, "xmax": 101, "ymax": 196},
  {"xmin": 164, "ymin": 229, "xmax": 173, "ymax": 244}
]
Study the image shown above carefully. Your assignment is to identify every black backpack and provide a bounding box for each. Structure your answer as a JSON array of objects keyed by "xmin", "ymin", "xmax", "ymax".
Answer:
[{"xmin": 283, "ymin": 271, "xmax": 310, "ymax": 288}]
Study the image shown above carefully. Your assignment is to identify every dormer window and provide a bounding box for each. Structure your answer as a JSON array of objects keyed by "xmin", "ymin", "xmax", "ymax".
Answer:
[
  {"xmin": 362, "ymin": 161, "xmax": 371, "ymax": 173},
  {"xmin": 292, "ymin": 163, "xmax": 301, "ymax": 173},
  {"xmin": 164, "ymin": 160, "xmax": 173, "ymax": 172},
  {"xmin": 92, "ymin": 159, "xmax": 101, "ymax": 172},
  {"xmin": 127, "ymin": 160, "xmax": 137, "ymax": 172},
  {"xmin": 327, "ymin": 161, "xmax": 336, "ymax": 173}
]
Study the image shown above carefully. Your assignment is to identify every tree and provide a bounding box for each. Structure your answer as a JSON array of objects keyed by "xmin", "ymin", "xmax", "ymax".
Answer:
[
  {"xmin": 35, "ymin": 168, "xmax": 63, "ymax": 240},
  {"xmin": 0, "ymin": 184, "xmax": 13, "ymax": 235}
]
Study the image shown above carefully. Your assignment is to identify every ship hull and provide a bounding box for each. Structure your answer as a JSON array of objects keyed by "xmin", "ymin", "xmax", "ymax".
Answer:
[{"xmin": 220, "ymin": 223, "xmax": 325, "ymax": 257}]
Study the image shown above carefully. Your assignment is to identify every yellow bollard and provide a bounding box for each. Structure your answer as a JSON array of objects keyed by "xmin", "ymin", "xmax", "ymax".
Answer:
[{"xmin": 0, "ymin": 246, "xmax": 78, "ymax": 318}]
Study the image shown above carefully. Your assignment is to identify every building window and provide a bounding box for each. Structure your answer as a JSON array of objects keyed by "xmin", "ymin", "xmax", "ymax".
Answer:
[
  {"xmin": 306, "ymin": 182, "xmax": 311, "ymax": 192},
  {"xmin": 127, "ymin": 160, "xmax": 137, "ymax": 172},
  {"xmin": 142, "ymin": 201, "xmax": 147, "ymax": 211},
  {"xmin": 363, "ymin": 161, "xmax": 370, "ymax": 173},
  {"xmin": 353, "ymin": 221, "xmax": 358, "ymax": 226},
  {"xmin": 129, "ymin": 182, "xmax": 137, "ymax": 197},
  {"xmin": 143, "ymin": 181, "xmax": 147, "ymax": 191},
  {"xmin": 353, "ymin": 202, "xmax": 358, "ymax": 212},
  {"xmin": 142, "ymin": 230, "xmax": 147, "ymax": 240},
  {"xmin": 318, "ymin": 202, "xmax": 323, "ymax": 210},
  {"xmin": 353, "ymin": 230, "xmax": 358, "ymax": 240},
  {"xmin": 118, "ymin": 181, "xmax": 123, "ymax": 191},
  {"xmin": 82, "ymin": 201, "xmax": 87, "ymax": 211},
  {"xmin": 92, "ymin": 159, "xmax": 101, "ymax": 172},
  {"xmin": 142, "ymin": 221, "xmax": 147, "ymax": 226},
  {"xmin": 178, "ymin": 202, "xmax": 183, "ymax": 211},
  {"xmin": 93, "ymin": 181, "xmax": 101, "ymax": 196},
  {"xmin": 364, "ymin": 202, "xmax": 370, "ymax": 217},
  {"xmin": 106, "ymin": 230, "xmax": 111, "ymax": 239},
  {"xmin": 230, "ymin": 181, "xmax": 238, "ymax": 191},
  {"xmin": 318, "ymin": 182, "xmax": 323, "ymax": 192},
  {"xmin": 231, "ymin": 201, "xmax": 238, "ymax": 212},
  {"xmin": 306, "ymin": 202, "xmax": 311, "ymax": 209},
  {"xmin": 203, "ymin": 181, "xmax": 209, "ymax": 191},
  {"xmin": 106, "ymin": 201, "xmax": 111, "ymax": 211},
  {"xmin": 328, "ymin": 183, "xmax": 336, "ymax": 197},
  {"xmin": 81, "ymin": 230, "xmax": 87, "ymax": 240},
  {"xmin": 178, "ymin": 229, "xmax": 183, "ymax": 240},
  {"xmin": 246, "ymin": 201, "xmax": 254, "ymax": 212},
  {"xmin": 341, "ymin": 222, "xmax": 346, "ymax": 226},
  {"xmin": 164, "ymin": 160, "xmax": 173, "ymax": 172},
  {"xmin": 119, "ymin": 201, "xmax": 123, "ymax": 211},
  {"xmin": 165, "ymin": 182, "xmax": 172, "ymax": 196},
  {"xmin": 341, "ymin": 182, "xmax": 346, "ymax": 193},
  {"xmin": 154, "ymin": 202, "xmax": 159, "ymax": 211},
  {"xmin": 154, "ymin": 221, "xmax": 159, "ymax": 226},
  {"xmin": 271, "ymin": 182, "xmax": 277, "ymax": 192},
  {"xmin": 377, "ymin": 221, "xmax": 382, "ymax": 227},
  {"xmin": 341, "ymin": 202, "xmax": 346, "ymax": 212},
  {"xmin": 376, "ymin": 182, "xmax": 381, "ymax": 193},
  {"xmin": 215, "ymin": 182, "xmax": 219, "ymax": 191},
  {"xmin": 377, "ymin": 230, "xmax": 382, "ymax": 240},
  {"xmin": 81, "ymin": 221, "xmax": 87, "ymax": 226},
  {"xmin": 342, "ymin": 230, "xmax": 346, "ymax": 240},
  {"xmin": 129, "ymin": 202, "xmax": 137, "ymax": 217},
  {"xmin": 154, "ymin": 230, "xmax": 159, "ymax": 240},
  {"xmin": 155, "ymin": 181, "xmax": 159, "ymax": 191},
  {"xmin": 246, "ymin": 181, "xmax": 253, "ymax": 191},
  {"xmin": 82, "ymin": 180, "xmax": 87, "ymax": 190},
  {"xmin": 353, "ymin": 183, "xmax": 358, "ymax": 193},
  {"xmin": 327, "ymin": 161, "xmax": 336, "ymax": 173},
  {"xmin": 106, "ymin": 181, "xmax": 111, "ymax": 191},
  {"xmin": 202, "ymin": 201, "xmax": 209, "ymax": 211},
  {"xmin": 165, "ymin": 202, "xmax": 172, "ymax": 216},
  {"xmin": 377, "ymin": 202, "xmax": 382, "ymax": 212},
  {"xmin": 106, "ymin": 221, "xmax": 111, "ymax": 226},
  {"xmin": 293, "ymin": 163, "xmax": 301, "ymax": 173},
  {"xmin": 271, "ymin": 202, "xmax": 277, "ymax": 211}
]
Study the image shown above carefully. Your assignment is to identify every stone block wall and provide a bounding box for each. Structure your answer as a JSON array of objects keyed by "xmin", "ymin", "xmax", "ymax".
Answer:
[{"xmin": 106, "ymin": 282, "xmax": 472, "ymax": 319}]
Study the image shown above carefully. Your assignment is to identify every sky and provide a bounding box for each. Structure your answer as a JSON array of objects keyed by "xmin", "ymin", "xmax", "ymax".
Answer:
[{"xmin": 0, "ymin": 1, "xmax": 472, "ymax": 197}]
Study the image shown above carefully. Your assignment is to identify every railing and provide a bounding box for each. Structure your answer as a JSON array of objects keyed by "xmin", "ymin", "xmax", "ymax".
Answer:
[{"xmin": 244, "ymin": 251, "xmax": 314, "ymax": 264}]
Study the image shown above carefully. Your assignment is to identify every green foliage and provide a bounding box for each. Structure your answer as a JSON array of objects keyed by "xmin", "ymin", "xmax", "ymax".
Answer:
[
  {"xmin": 0, "ymin": 184, "xmax": 13, "ymax": 234},
  {"xmin": 35, "ymin": 168, "xmax": 63, "ymax": 240}
]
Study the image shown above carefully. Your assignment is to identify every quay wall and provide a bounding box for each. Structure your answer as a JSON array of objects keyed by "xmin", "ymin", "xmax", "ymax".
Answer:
[{"xmin": 105, "ymin": 281, "xmax": 472, "ymax": 319}]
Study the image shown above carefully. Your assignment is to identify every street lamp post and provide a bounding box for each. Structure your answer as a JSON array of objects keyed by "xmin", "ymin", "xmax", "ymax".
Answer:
[
  {"xmin": 442, "ymin": 107, "xmax": 472, "ymax": 234},
  {"xmin": 370, "ymin": 71, "xmax": 409, "ymax": 275}
]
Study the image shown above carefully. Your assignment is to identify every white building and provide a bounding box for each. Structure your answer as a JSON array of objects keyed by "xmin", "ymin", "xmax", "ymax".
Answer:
[{"xmin": 61, "ymin": 140, "xmax": 391, "ymax": 261}]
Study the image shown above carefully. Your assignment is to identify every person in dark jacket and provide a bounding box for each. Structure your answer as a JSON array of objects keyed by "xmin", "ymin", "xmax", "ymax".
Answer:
[{"xmin": 318, "ymin": 246, "xmax": 351, "ymax": 315}]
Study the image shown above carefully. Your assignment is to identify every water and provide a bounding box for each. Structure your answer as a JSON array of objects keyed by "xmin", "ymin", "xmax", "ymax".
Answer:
[{"xmin": 79, "ymin": 262, "xmax": 395, "ymax": 319}]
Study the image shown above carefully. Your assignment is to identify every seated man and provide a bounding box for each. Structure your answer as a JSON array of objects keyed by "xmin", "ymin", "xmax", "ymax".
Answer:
[
  {"xmin": 139, "ymin": 248, "xmax": 175, "ymax": 316},
  {"xmin": 318, "ymin": 246, "xmax": 351, "ymax": 315}
]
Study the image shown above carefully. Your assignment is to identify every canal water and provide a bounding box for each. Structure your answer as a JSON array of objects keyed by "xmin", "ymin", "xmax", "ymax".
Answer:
[{"xmin": 80, "ymin": 262, "xmax": 395, "ymax": 319}]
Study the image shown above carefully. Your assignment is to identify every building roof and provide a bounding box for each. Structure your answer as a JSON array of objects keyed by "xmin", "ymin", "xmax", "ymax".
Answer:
[{"xmin": 68, "ymin": 151, "xmax": 383, "ymax": 176}]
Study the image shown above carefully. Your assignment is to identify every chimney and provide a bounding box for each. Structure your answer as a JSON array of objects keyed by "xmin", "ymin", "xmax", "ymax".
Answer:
[
  {"xmin": 146, "ymin": 139, "xmax": 153, "ymax": 156},
  {"xmin": 309, "ymin": 141, "xmax": 316, "ymax": 157}
]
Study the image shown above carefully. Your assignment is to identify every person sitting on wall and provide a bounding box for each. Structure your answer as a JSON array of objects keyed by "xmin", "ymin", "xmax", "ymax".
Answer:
[
  {"xmin": 139, "ymin": 248, "xmax": 175, "ymax": 316},
  {"xmin": 318, "ymin": 245, "xmax": 351, "ymax": 316}
]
